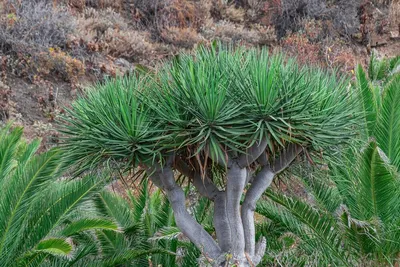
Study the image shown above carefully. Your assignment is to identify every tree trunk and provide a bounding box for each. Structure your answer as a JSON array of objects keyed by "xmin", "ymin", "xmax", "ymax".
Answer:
[{"xmin": 145, "ymin": 146, "xmax": 303, "ymax": 266}]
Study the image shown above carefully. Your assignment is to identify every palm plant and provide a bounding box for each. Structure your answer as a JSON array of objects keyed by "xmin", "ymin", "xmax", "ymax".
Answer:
[
  {"xmin": 0, "ymin": 124, "xmax": 114, "ymax": 266},
  {"xmin": 60, "ymin": 44, "xmax": 359, "ymax": 266},
  {"xmin": 78, "ymin": 179, "xmax": 213, "ymax": 267},
  {"xmin": 257, "ymin": 56, "xmax": 400, "ymax": 266},
  {"xmin": 0, "ymin": 124, "xmax": 171, "ymax": 266},
  {"xmin": 257, "ymin": 141, "xmax": 400, "ymax": 266}
]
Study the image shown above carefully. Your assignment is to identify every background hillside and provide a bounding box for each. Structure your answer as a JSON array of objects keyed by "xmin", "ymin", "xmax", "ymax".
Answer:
[{"xmin": 0, "ymin": 0, "xmax": 399, "ymax": 149}]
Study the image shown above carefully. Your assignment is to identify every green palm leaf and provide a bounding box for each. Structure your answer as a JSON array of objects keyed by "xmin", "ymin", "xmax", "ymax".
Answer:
[
  {"xmin": 356, "ymin": 64, "xmax": 378, "ymax": 136},
  {"xmin": 375, "ymin": 75, "xmax": 400, "ymax": 170},
  {"xmin": 62, "ymin": 218, "xmax": 119, "ymax": 236},
  {"xmin": 258, "ymin": 190, "xmax": 349, "ymax": 266},
  {"xmin": 36, "ymin": 238, "xmax": 73, "ymax": 256},
  {"xmin": 0, "ymin": 148, "xmax": 63, "ymax": 262},
  {"xmin": 357, "ymin": 141, "xmax": 399, "ymax": 223}
]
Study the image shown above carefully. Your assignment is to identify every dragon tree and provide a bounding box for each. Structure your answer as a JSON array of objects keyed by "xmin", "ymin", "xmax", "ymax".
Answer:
[{"xmin": 60, "ymin": 45, "xmax": 358, "ymax": 266}]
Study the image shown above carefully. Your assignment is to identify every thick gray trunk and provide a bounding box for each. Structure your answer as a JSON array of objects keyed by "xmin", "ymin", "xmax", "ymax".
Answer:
[
  {"xmin": 226, "ymin": 163, "xmax": 247, "ymax": 258},
  {"xmin": 213, "ymin": 192, "xmax": 232, "ymax": 252},
  {"xmin": 237, "ymin": 139, "xmax": 268, "ymax": 168},
  {"xmin": 241, "ymin": 167, "xmax": 274, "ymax": 257},
  {"xmin": 147, "ymin": 163, "xmax": 222, "ymax": 260},
  {"xmin": 174, "ymin": 160, "xmax": 232, "ymax": 252},
  {"xmin": 144, "ymin": 145, "xmax": 303, "ymax": 266}
]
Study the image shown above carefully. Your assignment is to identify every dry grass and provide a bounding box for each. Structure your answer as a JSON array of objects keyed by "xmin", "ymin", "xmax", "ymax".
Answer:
[
  {"xmin": 0, "ymin": 0, "xmax": 75, "ymax": 54},
  {"xmin": 75, "ymin": 7, "xmax": 157, "ymax": 61},
  {"xmin": 281, "ymin": 33, "xmax": 322, "ymax": 66},
  {"xmin": 160, "ymin": 26, "xmax": 202, "ymax": 49},
  {"xmin": 65, "ymin": 0, "xmax": 123, "ymax": 11},
  {"xmin": 201, "ymin": 20, "xmax": 276, "ymax": 45}
]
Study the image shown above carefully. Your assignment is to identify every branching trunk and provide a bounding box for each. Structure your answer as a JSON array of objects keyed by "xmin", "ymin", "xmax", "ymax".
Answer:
[
  {"xmin": 147, "ymin": 162, "xmax": 222, "ymax": 260},
  {"xmin": 144, "ymin": 145, "xmax": 303, "ymax": 266}
]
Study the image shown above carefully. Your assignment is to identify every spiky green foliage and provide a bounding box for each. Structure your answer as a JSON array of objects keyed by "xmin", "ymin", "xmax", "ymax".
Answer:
[
  {"xmin": 76, "ymin": 179, "xmax": 212, "ymax": 267},
  {"xmin": 257, "ymin": 59, "xmax": 400, "ymax": 266},
  {"xmin": 368, "ymin": 52, "xmax": 400, "ymax": 83},
  {"xmin": 258, "ymin": 140, "xmax": 400, "ymax": 266},
  {"xmin": 0, "ymin": 124, "xmax": 106, "ymax": 266},
  {"xmin": 354, "ymin": 53, "xmax": 400, "ymax": 149},
  {"xmin": 375, "ymin": 75, "xmax": 400, "ymax": 170},
  {"xmin": 0, "ymin": 124, "xmax": 169, "ymax": 266},
  {"xmin": 60, "ymin": 44, "xmax": 358, "ymax": 171}
]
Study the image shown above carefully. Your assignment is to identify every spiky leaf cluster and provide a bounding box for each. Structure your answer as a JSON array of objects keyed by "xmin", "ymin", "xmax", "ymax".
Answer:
[{"xmin": 60, "ymin": 44, "xmax": 359, "ymax": 171}]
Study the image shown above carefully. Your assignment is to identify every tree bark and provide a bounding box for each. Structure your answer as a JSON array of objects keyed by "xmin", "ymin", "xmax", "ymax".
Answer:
[
  {"xmin": 241, "ymin": 166, "xmax": 274, "ymax": 257},
  {"xmin": 226, "ymin": 162, "xmax": 247, "ymax": 259},
  {"xmin": 237, "ymin": 139, "xmax": 268, "ymax": 168},
  {"xmin": 147, "ymin": 162, "xmax": 222, "ymax": 260},
  {"xmin": 175, "ymin": 159, "xmax": 232, "ymax": 252},
  {"xmin": 144, "ymin": 144, "xmax": 303, "ymax": 266}
]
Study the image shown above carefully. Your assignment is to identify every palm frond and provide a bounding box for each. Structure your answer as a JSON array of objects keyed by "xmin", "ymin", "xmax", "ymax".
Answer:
[
  {"xmin": 355, "ymin": 64, "xmax": 378, "ymax": 136},
  {"xmin": 375, "ymin": 75, "xmax": 400, "ymax": 170},
  {"xmin": 337, "ymin": 205, "xmax": 378, "ymax": 256},
  {"xmin": 62, "ymin": 218, "xmax": 119, "ymax": 236},
  {"xmin": 258, "ymin": 190, "xmax": 349, "ymax": 266},
  {"xmin": 93, "ymin": 190, "xmax": 135, "ymax": 229},
  {"xmin": 301, "ymin": 175, "xmax": 342, "ymax": 213},
  {"xmin": 35, "ymin": 238, "xmax": 73, "ymax": 256},
  {"xmin": 357, "ymin": 141, "xmax": 399, "ymax": 223}
]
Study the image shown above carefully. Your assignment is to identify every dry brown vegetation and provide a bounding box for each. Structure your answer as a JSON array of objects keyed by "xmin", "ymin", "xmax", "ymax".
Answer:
[{"xmin": 0, "ymin": 0, "xmax": 398, "ymax": 143}]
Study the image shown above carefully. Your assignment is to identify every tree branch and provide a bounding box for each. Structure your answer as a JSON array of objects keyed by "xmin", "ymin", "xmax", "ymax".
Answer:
[
  {"xmin": 174, "ymin": 158, "xmax": 232, "ymax": 252},
  {"xmin": 213, "ymin": 192, "xmax": 232, "ymax": 253},
  {"xmin": 241, "ymin": 144, "xmax": 302, "ymax": 260},
  {"xmin": 273, "ymin": 143, "xmax": 303, "ymax": 174},
  {"xmin": 241, "ymin": 163, "xmax": 274, "ymax": 257},
  {"xmin": 253, "ymin": 237, "xmax": 267, "ymax": 266},
  {"xmin": 226, "ymin": 162, "xmax": 247, "ymax": 257},
  {"xmin": 174, "ymin": 159, "xmax": 219, "ymax": 200},
  {"xmin": 237, "ymin": 139, "xmax": 268, "ymax": 168},
  {"xmin": 146, "ymin": 159, "xmax": 222, "ymax": 260}
]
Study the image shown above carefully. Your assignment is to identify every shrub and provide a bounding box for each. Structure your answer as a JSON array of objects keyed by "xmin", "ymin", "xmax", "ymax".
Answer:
[
  {"xmin": 160, "ymin": 26, "xmax": 202, "ymax": 49},
  {"xmin": 103, "ymin": 29, "xmax": 156, "ymax": 61},
  {"xmin": 202, "ymin": 20, "xmax": 276, "ymax": 45},
  {"xmin": 273, "ymin": 0, "xmax": 363, "ymax": 40},
  {"xmin": 0, "ymin": 0, "xmax": 82, "ymax": 80},
  {"xmin": 37, "ymin": 48, "xmax": 85, "ymax": 83},
  {"xmin": 281, "ymin": 33, "xmax": 322, "ymax": 65},
  {"xmin": 0, "ymin": 80, "xmax": 11, "ymax": 121},
  {"xmin": 324, "ymin": 44, "xmax": 357, "ymax": 73},
  {"xmin": 0, "ymin": 0, "xmax": 75, "ymax": 55},
  {"xmin": 274, "ymin": 0, "xmax": 328, "ymax": 39},
  {"xmin": 77, "ymin": 7, "xmax": 156, "ymax": 62}
]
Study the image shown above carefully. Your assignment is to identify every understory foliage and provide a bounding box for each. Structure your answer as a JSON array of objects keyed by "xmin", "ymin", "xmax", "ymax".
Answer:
[
  {"xmin": 60, "ymin": 44, "xmax": 359, "ymax": 266},
  {"xmin": 0, "ymin": 124, "xmax": 176, "ymax": 266},
  {"xmin": 0, "ymin": 124, "xmax": 105, "ymax": 266},
  {"xmin": 257, "ymin": 54, "xmax": 400, "ymax": 266}
]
